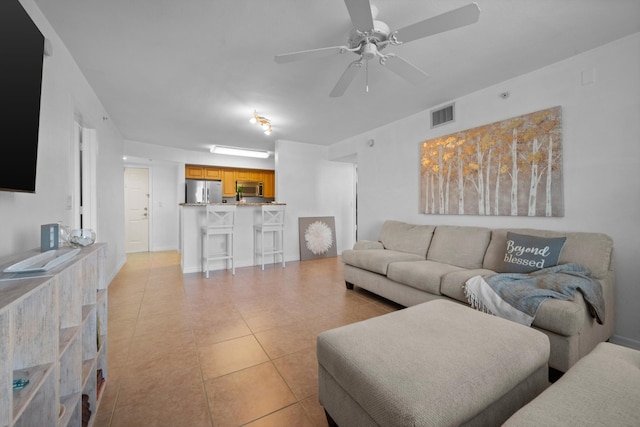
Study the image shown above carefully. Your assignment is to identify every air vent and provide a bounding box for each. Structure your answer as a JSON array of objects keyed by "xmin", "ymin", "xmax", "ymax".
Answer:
[{"xmin": 431, "ymin": 103, "xmax": 455, "ymax": 128}]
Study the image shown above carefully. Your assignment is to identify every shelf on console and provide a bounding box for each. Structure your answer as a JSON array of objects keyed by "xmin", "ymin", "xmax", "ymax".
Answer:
[
  {"xmin": 1, "ymin": 244, "xmax": 107, "ymax": 427},
  {"xmin": 82, "ymin": 304, "xmax": 96, "ymax": 323},
  {"xmin": 59, "ymin": 326, "xmax": 80, "ymax": 355},
  {"xmin": 81, "ymin": 359, "xmax": 97, "ymax": 390},
  {"xmin": 58, "ymin": 392, "xmax": 81, "ymax": 427},
  {"xmin": 12, "ymin": 363, "xmax": 55, "ymax": 421}
]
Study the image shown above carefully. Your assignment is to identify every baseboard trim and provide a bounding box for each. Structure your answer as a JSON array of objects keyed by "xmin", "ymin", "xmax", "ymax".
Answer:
[{"xmin": 150, "ymin": 245, "xmax": 178, "ymax": 252}]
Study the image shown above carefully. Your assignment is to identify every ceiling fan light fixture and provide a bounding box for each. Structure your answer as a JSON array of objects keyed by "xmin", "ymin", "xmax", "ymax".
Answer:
[
  {"xmin": 210, "ymin": 145, "xmax": 270, "ymax": 159},
  {"xmin": 362, "ymin": 42, "xmax": 378, "ymax": 60},
  {"xmin": 250, "ymin": 111, "xmax": 272, "ymax": 135},
  {"xmin": 274, "ymin": 1, "xmax": 480, "ymax": 96}
]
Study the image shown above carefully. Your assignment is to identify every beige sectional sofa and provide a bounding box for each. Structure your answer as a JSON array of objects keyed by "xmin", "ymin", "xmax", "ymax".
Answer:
[
  {"xmin": 341, "ymin": 220, "xmax": 615, "ymax": 372},
  {"xmin": 504, "ymin": 342, "xmax": 640, "ymax": 426}
]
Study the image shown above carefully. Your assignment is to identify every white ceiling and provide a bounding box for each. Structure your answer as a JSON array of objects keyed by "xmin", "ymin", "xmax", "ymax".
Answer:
[{"xmin": 34, "ymin": 0, "xmax": 640, "ymax": 154}]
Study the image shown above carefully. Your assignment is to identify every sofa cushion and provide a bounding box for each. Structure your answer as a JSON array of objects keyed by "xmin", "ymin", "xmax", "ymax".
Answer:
[
  {"xmin": 499, "ymin": 232, "xmax": 566, "ymax": 273},
  {"xmin": 440, "ymin": 268, "xmax": 497, "ymax": 302},
  {"xmin": 427, "ymin": 225, "xmax": 491, "ymax": 269},
  {"xmin": 341, "ymin": 249, "xmax": 423, "ymax": 275},
  {"xmin": 387, "ymin": 260, "xmax": 464, "ymax": 294},
  {"xmin": 378, "ymin": 220, "xmax": 435, "ymax": 257},
  {"xmin": 484, "ymin": 229, "xmax": 613, "ymax": 279},
  {"xmin": 352, "ymin": 240, "xmax": 384, "ymax": 250}
]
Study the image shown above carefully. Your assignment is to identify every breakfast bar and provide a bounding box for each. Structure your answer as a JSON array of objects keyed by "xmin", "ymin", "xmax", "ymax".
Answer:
[{"xmin": 179, "ymin": 202, "xmax": 286, "ymax": 274}]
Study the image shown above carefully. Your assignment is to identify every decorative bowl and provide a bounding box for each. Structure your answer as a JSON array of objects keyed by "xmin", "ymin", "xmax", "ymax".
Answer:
[{"xmin": 68, "ymin": 229, "xmax": 96, "ymax": 247}]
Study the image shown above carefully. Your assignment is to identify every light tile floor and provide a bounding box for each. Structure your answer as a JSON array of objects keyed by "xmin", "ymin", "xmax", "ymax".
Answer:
[{"xmin": 94, "ymin": 251, "xmax": 401, "ymax": 427}]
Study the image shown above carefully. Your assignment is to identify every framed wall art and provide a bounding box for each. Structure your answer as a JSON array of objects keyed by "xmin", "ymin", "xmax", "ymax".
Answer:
[
  {"xmin": 298, "ymin": 216, "xmax": 337, "ymax": 261},
  {"xmin": 420, "ymin": 106, "xmax": 563, "ymax": 217}
]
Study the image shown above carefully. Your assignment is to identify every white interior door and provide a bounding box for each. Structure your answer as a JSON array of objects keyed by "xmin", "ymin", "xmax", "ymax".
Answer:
[{"xmin": 124, "ymin": 167, "xmax": 150, "ymax": 252}]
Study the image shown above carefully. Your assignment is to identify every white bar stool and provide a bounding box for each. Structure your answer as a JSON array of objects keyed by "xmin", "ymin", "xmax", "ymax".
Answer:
[
  {"xmin": 254, "ymin": 204, "xmax": 285, "ymax": 270},
  {"xmin": 201, "ymin": 204, "xmax": 236, "ymax": 277}
]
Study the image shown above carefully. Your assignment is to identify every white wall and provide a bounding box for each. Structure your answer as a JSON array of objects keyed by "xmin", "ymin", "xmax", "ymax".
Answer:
[
  {"xmin": 276, "ymin": 140, "xmax": 356, "ymax": 261},
  {"xmin": 331, "ymin": 33, "xmax": 640, "ymax": 348},
  {"xmin": 149, "ymin": 163, "xmax": 181, "ymax": 251},
  {"xmin": 0, "ymin": 0, "xmax": 126, "ymax": 281}
]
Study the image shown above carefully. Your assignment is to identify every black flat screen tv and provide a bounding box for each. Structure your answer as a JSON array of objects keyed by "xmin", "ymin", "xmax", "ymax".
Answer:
[{"xmin": 0, "ymin": 0, "xmax": 45, "ymax": 193}]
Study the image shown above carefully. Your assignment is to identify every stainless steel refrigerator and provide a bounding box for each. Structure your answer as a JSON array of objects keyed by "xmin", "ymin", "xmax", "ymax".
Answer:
[{"xmin": 185, "ymin": 179, "xmax": 222, "ymax": 203}]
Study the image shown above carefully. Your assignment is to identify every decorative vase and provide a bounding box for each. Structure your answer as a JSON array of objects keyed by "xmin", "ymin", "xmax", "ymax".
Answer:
[{"xmin": 68, "ymin": 229, "xmax": 96, "ymax": 247}]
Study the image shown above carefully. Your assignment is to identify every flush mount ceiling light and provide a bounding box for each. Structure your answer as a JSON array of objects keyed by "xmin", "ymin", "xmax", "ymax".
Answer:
[
  {"xmin": 249, "ymin": 111, "xmax": 272, "ymax": 135},
  {"xmin": 210, "ymin": 145, "xmax": 270, "ymax": 159}
]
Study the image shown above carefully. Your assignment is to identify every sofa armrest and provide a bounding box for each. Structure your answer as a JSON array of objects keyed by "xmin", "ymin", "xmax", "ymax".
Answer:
[{"xmin": 353, "ymin": 240, "xmax": 384, "ymax": 250}]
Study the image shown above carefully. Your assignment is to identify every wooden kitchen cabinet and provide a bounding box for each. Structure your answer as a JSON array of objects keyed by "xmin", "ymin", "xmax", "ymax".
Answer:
[
  {"xmin": 186, "ymin": 165, "xmax": 275, "ymax": 198},
  {"xmin": 186, "ymin": 165, "xmax": 222, "ymax": 180},
  {"xmin": 262, "ymin": 171, "xmax": 275, "ymax": 198},
  {"xmin": 204, "ymin": 167, "xmax": 222, "ymax": 180},
  {"xmin": 236, "ymin": 170, "xmax": 262, "ymax": 181},
  {"xmin": 235, "ymin": 169, "xmax": 249, "ymax": 180},
  {"xmin": 185, "ymin": 165, "xmax": 204, "ymax": 179},
  {"xmin": 222, "ymin": 170, "xmax": 237, "ymax": 197}
]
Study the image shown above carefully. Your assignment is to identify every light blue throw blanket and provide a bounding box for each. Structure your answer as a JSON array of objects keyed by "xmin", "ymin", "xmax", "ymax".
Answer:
[{"xmin": 464, "ymin": 263, "xmax": 604, "ymax": 327}]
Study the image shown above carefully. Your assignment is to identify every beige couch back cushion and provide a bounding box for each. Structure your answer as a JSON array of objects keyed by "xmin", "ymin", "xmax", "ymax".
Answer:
[
  {"xmin": 483, "ymin": 228, "xmax": 613, "ymax": 279},
  {"xmin": 427, "ymin": 225, "xmax": 491, "ymax": 269},
  {"xmin": 379, "ymin": 220, "xmax": 435, "ymax": 257}
]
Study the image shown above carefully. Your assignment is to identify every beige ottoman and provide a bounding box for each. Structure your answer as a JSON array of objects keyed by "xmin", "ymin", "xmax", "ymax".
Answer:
[{"xmin": 317, "ymin": 300, "xmax": 550, "ymax": 427}]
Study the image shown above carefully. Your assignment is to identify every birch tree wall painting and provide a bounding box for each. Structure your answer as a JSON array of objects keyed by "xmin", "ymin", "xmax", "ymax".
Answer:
[{"xmin": 420, "ymin": 106, "xmax": 563, "ymax": 217}]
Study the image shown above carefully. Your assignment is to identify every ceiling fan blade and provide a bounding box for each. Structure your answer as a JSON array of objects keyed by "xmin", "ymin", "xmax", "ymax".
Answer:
[
  {"xmin": 394, "ymin": 2, "xmax": 481, "ymax": 44},
  {"xmin": 275, "ymin": 46, "xmax": 349, "ymax": 64},
  {"xmin": 383, "ymin": 54, "xmax": 430, "ymax": 85},
  {"xmin": 344, "ymin": 0, "xmax": 374, "ymax": 33},
  {"xmin": 330, "ymin": 60, "xmax": 362, "ymax": 97}
]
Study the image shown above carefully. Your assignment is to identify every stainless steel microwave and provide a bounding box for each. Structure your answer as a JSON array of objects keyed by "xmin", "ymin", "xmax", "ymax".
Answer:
[{"xmin": 236, "ymin": 180, "xmax": 263, "ymax": 197}]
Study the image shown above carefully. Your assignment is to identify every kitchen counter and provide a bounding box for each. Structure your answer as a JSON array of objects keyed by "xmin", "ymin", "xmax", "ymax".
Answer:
[{"xmin": 179, "ymin": 202, "xmax": 286, "ymax": 274}]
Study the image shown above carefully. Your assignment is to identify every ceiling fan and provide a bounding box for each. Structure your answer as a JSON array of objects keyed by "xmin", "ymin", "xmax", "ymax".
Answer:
[{"xmin": 275, "ymin": 0, "xmax": 481, "ymax": 97}]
